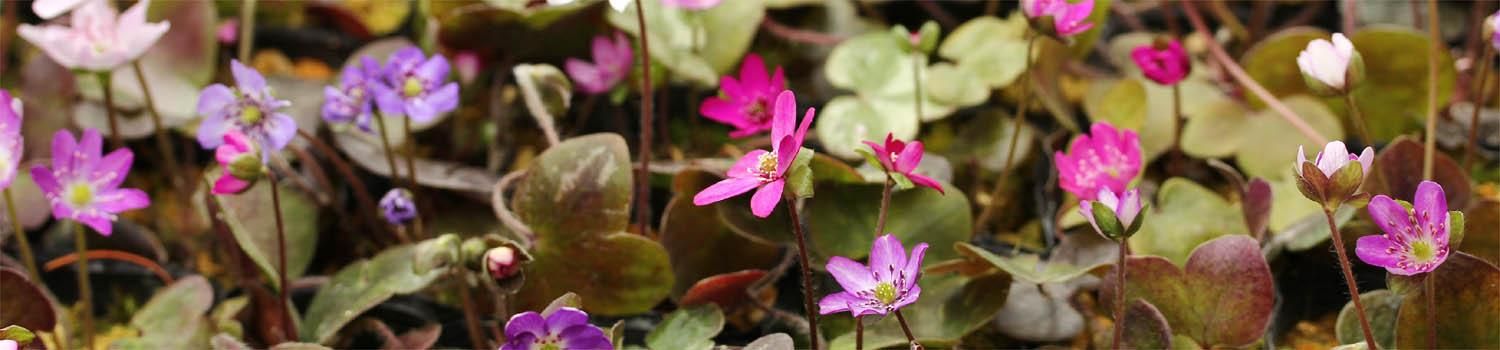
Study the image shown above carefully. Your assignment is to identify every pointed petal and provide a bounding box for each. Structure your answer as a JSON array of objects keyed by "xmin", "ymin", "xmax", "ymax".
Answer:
[
  {"xmin": 545, "ymin": 307, "xmax": 590, "ymax": 331},
  {"xmin": 50, "ymin": 130, "xmax": 79, "ymax": 177},
  {"xmin": 230, "ymin": 60, "xmax": 267, "ymax": 93},
  {"xmin": 869, "ymin": 234, "xmax": 907, "ymax": 283},
  {"xmin": 30, "ymin": 166, "xmax": 62, "ymax": 195},
  {"xmin": 738, "ymin": 54, "xmax": 769, "ymax": 91},
  {"xmin": 94, "ymin": 188, "xmax": 150, "ymax": 213},
  {"xmin": 213, "ymin": 175, "xmax": 250, "ymax": 195},
  {"xmin": 504, "ymin": 312, "xmax": 547, "ymax": 339},
  {"xmin": 33, "ymin": 0, "xmax": 87, "ymax": 19},
  {"xmin": 1412, "ymin": 181, "xmax": 1448, "ymax": 241},
  {"xmin": 901, "ymin": 242, "xmax": 929, "ymax": 292},
  {"xmin": 1355, "ymin": 234, "xmax": 1404, "ymax": 273},
  {"xmin": 749, "ymin": 179, "xmax": 784, "ymax": 218},
  {"xmin": 817, "ymin": 291, "xmax": 862, "ymax": 315},
  {"xmin": 692, "ymin": 177, "xmax": 760, "ymax": 206},
  {"xmin": 906, "ymin": 173, "xmax": 945, "ymax": 194},
  {"xmin": 699, "ymin": 98, "xmax": 745, "ymax": 125},
  {"xmin": 94, "ymin": 149, "xmax": 133, "ymax": 188},
  {"xmin": 895, "ymin": 141, "xmax": 924, "ymax": 173},
  {"xmin": 775, "ymin": 137, "xmax": 797, "ymax": 177},
  {"xmin": 770, "ymin": 91, "xmax": 796, "ymax": 145},
  {"xmin": 825, "ymin": 256, "xmax": 876, "ymax": 292},
  {"xmin": 1367, "ymin": 195, "xmax": 1416, "ymax": 242}
]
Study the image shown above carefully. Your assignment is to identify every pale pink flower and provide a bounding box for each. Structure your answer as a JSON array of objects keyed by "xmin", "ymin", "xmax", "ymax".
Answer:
[
  {"xmin": 18, "ymin": 0, "xmax": 170, "ymax": 71},
  {"xmin": 565, "ymin": 32, "xmax": 633, "ymax": 94}
]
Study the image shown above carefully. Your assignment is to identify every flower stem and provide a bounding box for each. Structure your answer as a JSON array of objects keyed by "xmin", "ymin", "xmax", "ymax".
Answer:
[
  {"xmin": 1342, "ymin": 93, "xmax": 1374, "ymax": 147},
  {"xmin": 912, "ymin": 52, "xmax": 924, "ymax": 123},
  {"xmin": 4, "ymin": 189, "xmax": 41, "ymax": 283},
  {"xmin": 874, "ymin": 173, "xmax": 893, "ymax": 236},
  {"xmin": 416, "ymin": 0, "xmax": 434, "ymax": 53},
  {"xmin": 855, "ymin": 316, "xmax": 863, "ymax": 350},
  {"xmin": 402, "ymin": 117, "xmax": 424, "ymax": 239},
  {"xmin": 1422, "ymin": 0, "xmax": 1440, "ymax": 181},
  {"xmin": 457, "ymin": 275, "xmax": 488, "ymax": 350},
  {"xmin": 374, "ymin": 116, "xmax": 402, "ymax": 181},
  {"xmin": 974, "ymin": 34, "xmax": 1035, "ymax": 234},
  {"xmin": 1465, "ymin": 46, "xmax": 1493, "ymax": 170},
  {"xmin": 1170, "ymin": 83, "xmax": 1181, "ymax": 151},
  {"xmin": 783, "ymin": 195, "xmax": 819, "ymax": 350},
  {"xmin": 238, "ymin": 0, "xmax": 256, "ymax": 62},
  {"xmin": 1425, "ymin": 272, "xmax": 1437, "ymax": 350},
  {"xmin": 96, "ymin": 72, "xmax": 123, "ymax": 149},
  {"xmin": 894, "ymin": 309, "xmax": 921, "ymax": 348},
  {"xmin": 1111, "ymin": 239, "xmax": 1128, "ymax": 350},
  {"xmin": 269, "ymin": 173, "xmax": 297, "ymax": 341},
  {"xmin": 72, "ymin": 223, "xmax": 95, "ymax": 350},
  {"xmin": 633, "ymin": 0, "xmax": 655, "ymax": 236},
  {"xmin": 295, "ymin": 129, "xmax": 398, "ymax": 244},
  {"xmin": 1324, "ymin": 208, "xmax": 1378, "ymax": 349},
  {"xmin": 132, "ymin": 60, "xmax": 184, "ymax": 190}
]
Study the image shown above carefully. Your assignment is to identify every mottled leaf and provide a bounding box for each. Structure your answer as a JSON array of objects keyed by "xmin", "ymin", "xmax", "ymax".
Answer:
[
  {"xmin": 1392, "ymin": 253, "xmax": 1500, "ymax": 349},
  {"xmin": 827, "ymin": 273, "xmax": 1011, "ymax": 349},
  {"xmin": 207, "ymin": 180, "xmax": 319, "ymax": 289},
  {"xmin": 1102, "ymin": 236, "xmax": 1274, "ymax": 348},
  {"xmin": 300, "ymin": 239, "xmax": 451, "ymax": 344},
  {"xmin": 1130, "ymin": 178, "xmax": 1247, "ymax": 265},
  {"xmin": 1336, "ymin": 289, "xmax": 1401, "ymax": 348},
  {"xmin": 646, "ymin": 305, "xmax": 724, "ymax": 350}
]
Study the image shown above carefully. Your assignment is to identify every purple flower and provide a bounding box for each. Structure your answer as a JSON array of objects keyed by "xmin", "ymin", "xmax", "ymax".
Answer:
[
  {"xmin": 700, "ymin": 54, "xmax": 787, "ymax": 138},
  {"xmin": 322, "ymin": 56, "xmax": 383, "ymax": 132},
  {"xmin": 212, "ymin": 131, "xmax": 262, "ymax": 195},
  {"xmin": 1079, "ymin": 187, "xmax": 1144, "ymax": 240},
  {"xmin": 501, "ymin": 307, "xmax": 613, "ymax": 350},
  {"xmin": 197, "ymin": 60, "xmax": 297, "ymax": 162},
  {"xmin": 819, "ymin": 234, "xmax": 928, "ymax": 317},
  {"xmin": 1, "ymin": 89, "xmax": 22, "ymax": 191},
  {"xmin": 1131, "ymin": 38, "xmax": 1190, "ymax": 85},
  {"xmin": 372, "ymin": 47, "xmax": 460, "ymax": 123},
  {"xmin": 692, "ymin": 90, "xmax": 814, "ymax": 218},
  {"xmin": 30, "ymin": 129, "xmax": 150, "ymax": 235},
  {"xmin": 380, "ymin": 188, "xmax": 417, "ymax": 225},
  {"xmin": 1356, "ymin": 181, "xmax": 1453, "ymax": 276},
  {"xmin": 1055, "ymin": 122, "xmax": 1142, "ymax": 201},
  {"xmin": 863, "ymin": 133, "xmax": 944, "ymax": 194},
  {"xmin": 1489, "ymin": 11, "xmax": 1500, "ymax": 51},
  {"xmin": 565, "ymin": 32, "xmax": 633, "ymax": 95}
]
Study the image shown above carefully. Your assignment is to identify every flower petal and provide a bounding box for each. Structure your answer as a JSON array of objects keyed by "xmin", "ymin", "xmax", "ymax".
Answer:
[
  {"xmin": 692, "ymin": 177, "xmax": 760, "ymax": 206},
  {"xmin": 213, "ymin": 175, "xmax": 250, "ymax": 195},
  {"xmin": 825, "ymin": 256, "xmax": 876, "ymax": 292},
  {"xmin": 901, "ymin": 242, "xmax": 929, "ymax": 293},
  {"xmin": 869, "ymin": 234, "xmax": 907, "ymax": 283},
  {"xmin": 504, "ymin": 311, "xmax": 547, "ymax": 340},
  {"xmin": 749, "ymin": 179, "xmax": 784, "ymax": 218},
  {"xmin": 770, "ymin": 91, "xmax": 796, "ymax": 145},
  {"xmin": 545, "ymin": 307, "xmax": 591, "ymax": 332},
  {"xmin": 1412, "ymin": 181, "xmax": 1448, "ymax": 242},
  {"xmin": 817, "ymin": 291, "xmax": 862, "ymax": 315},
  {"xmin": 1355, "ymin": 234, "xmax": 1405, "ymax": 274},
  {"xmin": 906, "ymin": 173, "xmax": 945, "ymax": 194},
  {"xmin": 738, "ymin": 54, "xmax": 769, "ymax": 92},
  {"xmin": 726, "ymin": 150, "xmax": 768, "ymax": 179},
  {"xmin": 895, "ymin": 140, "xmax": 923, "ymax": 173},
  {"xmin": 93, "ymin": 149, "xmax": 133, "ymax": 189},
  {"xmin": 557, "ymin": 325, "xmax": 613, "ymax": 350},
  {"xmin": 1367, "ymin": 195, "xmax": 1416, "ymax": 243}
]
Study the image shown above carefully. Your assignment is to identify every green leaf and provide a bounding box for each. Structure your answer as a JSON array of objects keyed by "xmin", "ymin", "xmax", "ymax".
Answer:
[
  {"xmin": 949, "ymin": 108, "xmax": 1036, "ymax": 172},
  {"xmin": 117, "ymin": 276, "xmax": 215, "ymax": 349},
  {"xmin": 1392, "ymin": 253, "xmax": 1500, "ymax": 348},
  {"xmin": 1336, "ymin": 289, "xmax": 1401, "ymax": 348},
  {"xmin": 827, "ymin": 33, "xmax": 909, "ymax": 95},
  {"xmin": 645, "ymin": 305, "xmax": 724, "ymax": 350},
  {"xmin": 1130, "ymin": 178, "xmax": 1247, "ymax": 265},
  {"xmin": 1084, "ymin": 78, "xmax": 1148, "ymax": 130},
  {"xmin": 785, "ymin": 148, "xmax": 816, "ymax": 198},
  {"xmin": 924, "ymin": 62, "xmax": 988, "ymax": 108},
  {"xmin": 607, "ymin": 0, "xmax": 764, "ymax": 86},
  {"xmin": 300, "ymin": 239, "xmax": 451, "ymax": 344},
  {"xmin": 939, "ymin": 15, "xmax": 1029, "ymax": 89},
  {"xmin": 0, "ymin": 326, "xmax": 35, "ymax": 346},
  {"xmin": 208, "ymin": 179, "xmax": 320, "ymax": 290},
  {"xmin": 661, "ymin": 171, "xmax": 782, "ymax": 298},
  {"xmin": 1120, "ymin": 299, "xmax": 1173, "ymax": 349},
  {"xmin": 813, "ymin": 95, "xmax": 919, "ymax": 160},
  {"xmin": 807, "ymin": 181, "xmax": 971, "ymax": 264},
  {"xmin": 954, "ymin": 242, "xmax": 1109, "ymax": 284},
  {"xmin": 1235, "ymin": 95, "xmax": 1346, "ymax": 181},
  {"xmin": 542, "ymin": 292, "xmax": 582, "ymax": 316},
  {"xmin": 826, "ymin": 273, "xmax": 1011, "ymax": 349},
  {"xmin": 1102, "ymin": 236, "xmax": 1275, "ymax": 348}
]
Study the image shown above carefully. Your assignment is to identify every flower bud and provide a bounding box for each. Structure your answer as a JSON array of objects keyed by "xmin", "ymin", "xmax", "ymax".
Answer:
[
  {"xmin": 893, "ymin": 21, "xmax": 940, "ymax": 54},
  {"xmin": 1080, "ymin": 188, "xmax": 1144, "ymax": 240},
  {"xmin": 1294, "ymin": 141, "xmax": 1374, "ymax": 210},
  {"xmin": 1297, "ymin": 33, "xmax": 1363, "ymax": 95},
  {"xmin": 486, "ymin": 246, "xmax": 521, "ymax": 281}
]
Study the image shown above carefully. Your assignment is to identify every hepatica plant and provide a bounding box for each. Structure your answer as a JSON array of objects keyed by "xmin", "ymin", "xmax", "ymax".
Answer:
[{"xmin": 7, "ymin": 2, "xmax": 1499, "ymax": 350}]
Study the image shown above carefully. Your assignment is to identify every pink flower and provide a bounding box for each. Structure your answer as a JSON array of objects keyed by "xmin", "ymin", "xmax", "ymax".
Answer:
[
  {"xmin": 565, "ymin": 32, "xmax": 634, "ymax": 94},
  {"xmin": 1079, "ymin": 187, "xmax": 1144, "ymax": 240},
  {"xmin": 32, "ymin": 0, "xmax": 87, "ymax": 19},
  {"xmin": 818, "ymin": 234, "xmax": 927, "ymax": 317},
  {"xmin": 212, "ymin": 131, "xmax": 262, "ymax": 195},
  {"xmin": 1356, "ymin": 181, "xmax": 1452, "ymax": 275},
  {"xmin": 1296, "ymin": 33, "xmax": 1363, "ymax": 94},
  {"xmin": 693, "ymin": 90, "xmax": 814, "ymax": 217},
  {"xmin": 1021, "ymin": 0, "xmax": 1095, "ymax": 38},
  {"xmin": 17, "ymin": 0, "xmax": 170, "ymax": 71},
  {"xmin": 1130, "ymin": 38, "xmax": 1190, "ymax": 85},
  {"xmin": 700, "ymin": 54, "xmax": 787, "ymax": 138},
  {"xmin": 217, "ymin": 18, "xmax": 239, "ymax": 45},
  {"xmin": 1055, "ymin": 122, "xmax": 1142, "ymax": 201},
  {"xmin": 661, "ymin": 0, "xmax": 721, "ymax": 10},
  {"xmin": 863, "ymin": 133, "xmax": 944, "ymax": 194},
  {"xmin": 0, "ymin": 90, "xmax": 22, "ymax": 191},
  {"xmin": 1295, "ymin": 141, "xmax": 1373, "ymax": 179},
  {"xmin": 30, "ymin": 129, "xmax": 150, "ymax": 235}
]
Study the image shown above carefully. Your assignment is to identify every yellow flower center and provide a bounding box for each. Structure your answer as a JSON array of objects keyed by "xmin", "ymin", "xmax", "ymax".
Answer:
[
  {"xmin": 539, "ymin": 344, "xmax": 560, "ymax": 350},
  {"xmin": 403, "ymin": 77, "xmax": 424, "ymax": 98},
  {"xmin": 756, "ymin": 152, "xmax": 779, "ymax": 178},
  {"xmin": 66, "ymin": 182, "xmax": 94, "ymax": 208},
  {"xmin": 240, "ymin": 105, "xmax": 262, "ymax": 124},
  {"xmin": 873, "ymin": 282, "xmax": 898, "ymax": 305},
  {"xmin": 1411, "ymin": 240, "xmax": 1437, "ymax": 263}
]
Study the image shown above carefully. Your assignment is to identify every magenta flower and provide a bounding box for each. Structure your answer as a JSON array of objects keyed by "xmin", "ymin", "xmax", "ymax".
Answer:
[
  {"xmin": 501, "ymin": 307, "xmax": 613, "ymax": 350},
  {"xmin": 30, "ymin": 129, "xmax": 150, "ymax": 235},
  {"xmin": 373, "ymin": 47, "xmax": 460, "ymax": 123},
  {"xmin": 17, "ymin": 0, "xmax": 170, "ymax": 71},
  {"xmin": 1130, "ymin": 39, "xmax": 1190, "ymax": 85},
  {"xmin": 212, "ymin": 131, "xmax": 262, "ymax": 195},
  {"xmin": 1295, "ymin": 141, "xmax": 1373, "ymax": 180},
  {"xmin": 1055, "ymin": 122, "xmax": 1142, "ymax": 201},
  {"xmin": 700, "ymin": 54, "xmax": 787, "ymax": 138},
  {"xmin": 1489, "ymin": 11, "xmax": 1500, "ymax": 51},
  {"xmin": 692, "ymin": 91, "xmax": 814, "ymax": 218},
  {"xmin": 1, "ymin": 90, "xmax": 22, "ymax": 191},
  {"xmin": 1079, "ymin": 187, "xmax": 1144, "ymax": 240},
  {"xmin": 1357, "ymin": 181, "xmax": 1453, "ymax": 275},
  {"xmin": 380, "ymin": 188, "xmax": 417, "ymax": 225},
  {"xmin": 819, "ymin": 234, "xmax": 928, "ymax": 317},
  {"xmin": 565, "ymin": 32, "xmax": 634, "ymax": 95},
  {"xmin": 197, "ymin": 60, "xmax": 296, "ymax": 162},
  {"xmin": 1021, "ymin": 0, "xmax": 1095, "ymax": 38},
  {"xmin": 863, "ymin": 133, "xmax": 944, "ymax": 194},
  {"xmin": 322, "ymin": 56, "xmax": 383, "ymax": 132},
  {"xmin": 661, "ymin": 0, "xmax": 721, "ymax": 10}
]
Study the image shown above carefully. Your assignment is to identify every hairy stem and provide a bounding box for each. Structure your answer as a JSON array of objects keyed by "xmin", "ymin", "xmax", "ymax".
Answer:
[
  {"xmin": 1325, "ymin": 209, "xmax": 1377, "ymax": 349},
  {"xmin": 1422, "ymin": 0, "xmax": 1440, "ymax": 180},
  {"xmin": 97, "ymin": 72, "xmax": 123, "ymax": 149},
  {"xmin": 402, "ymin": 117, "xmax": 424, "ymax": 239},
  {"xmin": 784, "ymin": 195, "xmax": 820, "ymax": 350},
  {"xmin": 295, "ymin": 129, "xmax": 397, "ymax": 243},
  {"xmin": 894, "ymin": 309, "xmax": 920, "ymax": 348},
  {"xmin": 874, "ymin": 173, "xmax": 893, "ymax": 236},
  {"xmin": 633, "ymin": 0, "xmax": 655, "ymax": 236},
  {"xmin": 72, "ymin": 223, "xmax": 95, "ymax": 350},
  {"xmin": 1112, "ymin": 239, "xmax": 1128, "ymax": 349},
  {"xmin": 1342, "ymin": 93, "xmax": 1374, "ymax": 147},
  {"xmin": 238, "ymin": 0, "xmax": 256, "ymax": 62},
  {"xmin": 5, "ymin": 189, "xmax": 41, "ymax": 283},
  {"xmin": 1170, "ymin": 83, "xmax": 1182, "ymax": 151},
  {"xmin": 133, "ymin": 61, "xmax": 184, "ymax": 190},
  {"xmin": 1426, "ymin": 272, "xmax": 1437, "ymax": 350},
  {"xmin": 974, "ymin": 35, "xmax": 1035, "ymax": 234},
  {"xmin": 269, "ymin": 174, "xmax": 297, "ymax": 340},
  {"xmin": 855, "ymin": 316, "xmax": 863, "ymax": 350},
  {"xmin": 1466, "ymin": 46, "xmax": 1493, "ymax": 169}
]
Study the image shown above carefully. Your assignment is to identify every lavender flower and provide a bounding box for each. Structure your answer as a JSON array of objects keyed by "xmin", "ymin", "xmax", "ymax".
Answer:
[
  {"xmin": 322, "ymin": 56, "xmax": 383, "ymax": 132},
  {"xmin": 1356, "ymin": 181, "xmax": 1456, "ymax": 275},
  {"xmin": 30, "ymin": 129, "xmax": 150, "ymax": 235},
  {"xmin": 501, "ymin": 307, "xmax": 613, "ymax": 350},
  {"xmin": 372, "ymin": 47, "xmax": 459, "ymax": 123},
  {"xmin": 0, "ymin": 89, "xmax": 22, "ymax": 191},
  {"xmin": 819, "ymin": 234, "xmax": 927, "ymax": 317},
  {"xmin": 380, "ymin": 188, "xmax": 417, "ymax": 225},
  {"xmin": 196, "ymin": 60, "xmax": 296, "ymax": 161}
]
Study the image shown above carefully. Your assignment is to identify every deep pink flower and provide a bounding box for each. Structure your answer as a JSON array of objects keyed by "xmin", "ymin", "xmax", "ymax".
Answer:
[
  {"xmin": 17, "ymin": 0, "xmax": 170, "ymax": 71},
  {"xmin": 693, "ymin": 90, "xmax": 813, "ymax": 217},
  {"xmin": 1, "ymin": 90, "xmax": 22, "ymax": 191},
  {"xmin": 1131, "ymin": 39, "xmax": 1190, "ymax": 85},
  {"xmin": 1055, "ymin": 122, "xmax": 1142, "ymax": 201},
  {"xmin": 661, "ymin": 0, "xmax": 721, "ymax": 10},
  {"xmin": 1021, "ymin": 0, "xmax": 1095, "ymax": 38},
  {"xmin": 30, "ymin": 129, "xmax": 150, "ymax": 235},
  {"xmin": 1356, "ymin": 181, "xmax": 1452, "ymax": 275},
  {"xmin": 1079, "ymin": 187, "xmax": 1143, "ymax": 239},
  {"xmin": 212, "ymin": 131, "xmax": 261, "ymax": 195},
  {"xmin": 700, "ymin": 54, "xmax": 787, "ymax": 138},
  {"xmin": 819, "ymin": 234, "xmax": 927, "ymax": 317},
  {"xmin": 565, "ymin": 32, "xmax": 633, "ymax": 95},
  {"xmin": 863, "ymin": 133, "xmax": 944, "ymax": 194}
]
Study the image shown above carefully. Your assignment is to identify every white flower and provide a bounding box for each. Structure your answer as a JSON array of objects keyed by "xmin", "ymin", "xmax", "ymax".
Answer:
[
  {"xmin": 1296, "ymin": 141, "xmax": 1374, "ymax": 178},
  {"xmin": 1296, "ymin": 33, "xmax": 1357, "ymax": 90},
  {"xmin": 609, "ymin": 0, "xmax": 631, "ymax": 12}
]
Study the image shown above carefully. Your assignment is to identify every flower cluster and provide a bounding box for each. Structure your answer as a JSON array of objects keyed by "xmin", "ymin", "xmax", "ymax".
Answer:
[
  {"xmin": 0, "ymin": 90, "xmax": 21, "ymax": 191},
  {"xmin": 701, "ymin": 54, "xmax": 788, "ymax": 138},
  {"xmin": 864, "ymin": 133, "xmax": 945, "ymax": 194},
  {"xmin": 31, "ymin": 129, "xmax": 150, "ymax": 235},
  {"xmin": 693, "ymin": 91, "xmax": 814, "ymax": 217},
  {"xmin": 501, "ymin": 307, "xmax": 613, "ymax": 350},
  {"xmin": 819, "ymin": 234, "xmax": 927, "ymax": 317},
  {"xmin": 1356, "ymin": 181, "xmax": 1459, "ymax": 276},
  {"xmin": 324, "ymin": 47, "xmax": 460, "ymax": 130},
  {"xmin": 565, "ymin": 32, "xmax": 634, "ymax": 95},
  {"xmin": 1054, "ymin": 122, "xmax": 1143, "ymax": 201},
  {"xmin": 1131, "ymin": 37, "xmax": 1190, "ymax": 86},
  {"xmin": 197, "ymin": 60, "xmax": 297, "ymax": 161},
  {"xmin": 18, "ymin": 0, "xmax": 170, "ymax": 71}
]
